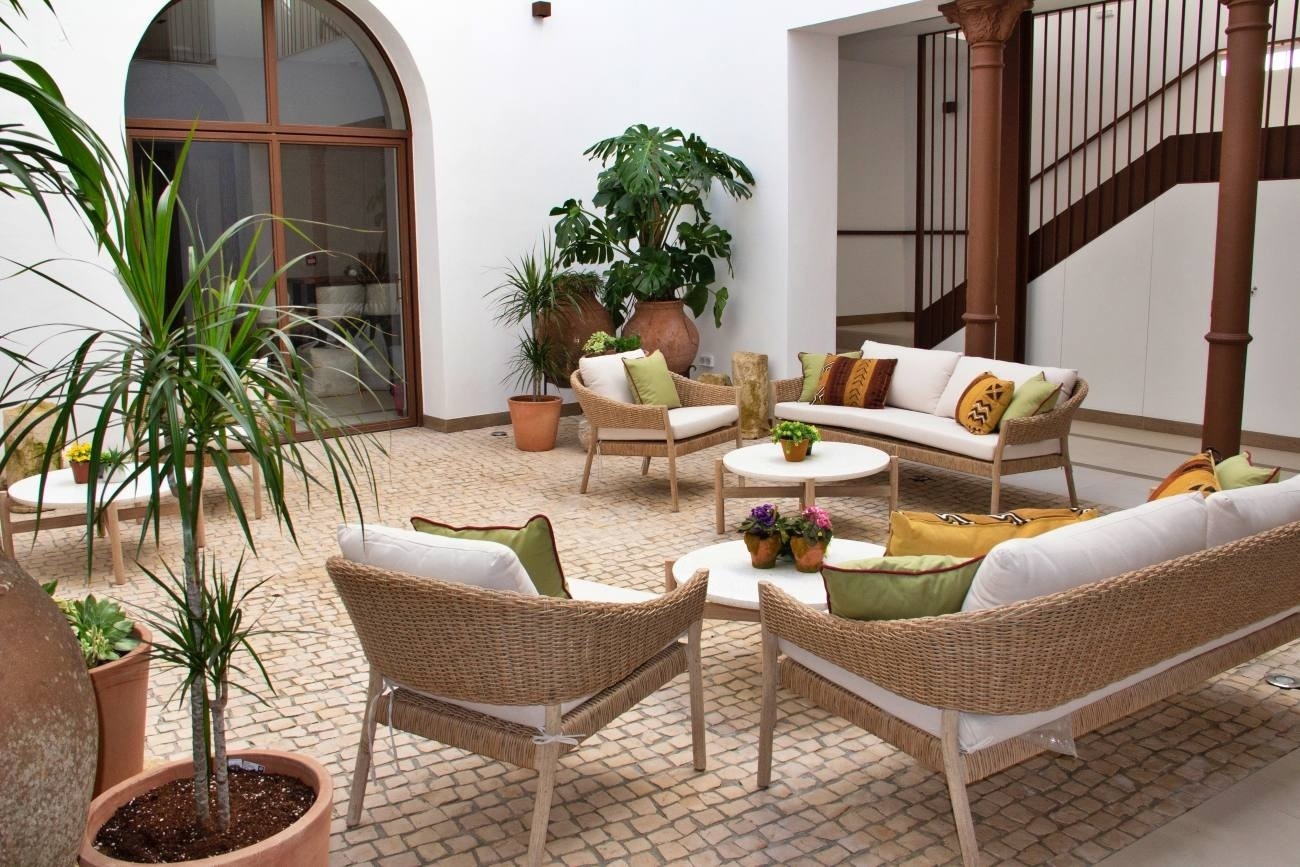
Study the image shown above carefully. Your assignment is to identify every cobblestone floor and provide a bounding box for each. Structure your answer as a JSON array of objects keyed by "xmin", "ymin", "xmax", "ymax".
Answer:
[{"xmin": 23, "ymin": 419, "xmax": 1300, "ymax": 865}]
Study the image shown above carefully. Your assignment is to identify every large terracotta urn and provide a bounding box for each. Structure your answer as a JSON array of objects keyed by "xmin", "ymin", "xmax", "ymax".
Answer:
[
  {"xmin": 624, "ymin": 299, "xmax": 699, "ymax": 376},
  {"xmin": 537, "ymin": 287, "xmax": 614, "ymax": 388},
  {"xmin": 0, "ymin": 554, "xmax": 98, "ymax": 867}
]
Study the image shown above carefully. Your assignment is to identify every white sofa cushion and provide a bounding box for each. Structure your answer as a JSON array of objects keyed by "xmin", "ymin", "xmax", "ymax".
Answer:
[
  {"xmin": 566, "ymin": 578, "xmax": 656, "ymax": 603},
  {"xmin": 578, "ymin": 349, "xmax": 646, "ymax": 404},
  {"xmin": 599, "ymin": 404, "xmax": 739, "ymax": 441},
  {"xmin": 961, "ymin": 492, "xmax": 1208, "ymax": 612},
  {"xmin": 1206, "ymin": 473, "xmax": 1300, "ymax": 548},
  {"xmin": 857, "ymin": 339, "xmax": 961, "ymax": 414},
  {"xmin": 780, "ymin": 605, "xmax": 1299, "ymax": 752},
  {"xmin": 936, "ymin": 356, "xmax": 1079, "ymax": 419},
  {"xmin": 773, "ymin": 402, "xmax": 1059, "ymax": 462},
  {"xmin": 337, "ymin": 523, "xmax": 537, "ymax": 596}
]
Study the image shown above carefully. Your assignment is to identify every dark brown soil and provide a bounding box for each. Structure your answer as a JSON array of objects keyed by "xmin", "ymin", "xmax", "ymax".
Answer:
[{"xmin": 92, "ymin": 766, "xmax": 315, "ymax": 863}]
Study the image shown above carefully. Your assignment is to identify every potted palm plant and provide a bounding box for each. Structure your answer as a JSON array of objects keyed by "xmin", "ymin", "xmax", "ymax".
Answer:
[
  {"xmin": 1, "ymin": 133, "xmax": 377, "ymax": 864},
  {"xmin": 551, "ymin": 124, "xmax": 755, "ymax": 374}
]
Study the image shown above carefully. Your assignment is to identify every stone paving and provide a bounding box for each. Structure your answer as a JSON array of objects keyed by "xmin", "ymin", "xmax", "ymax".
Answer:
[{"xmin": 21, "ymin": 418, "xmax": 1300, "ymax": 866}]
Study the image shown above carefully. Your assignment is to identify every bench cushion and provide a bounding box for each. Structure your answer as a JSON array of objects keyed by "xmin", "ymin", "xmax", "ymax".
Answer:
[
  {"xmin": 961, "ymin": 492, "xmax": 1208, "ymax": 612},
  {"xmin": 936, "ymin": 356, "xmax": 1079, "ymax": 419},
  {"xmin": 599, "ymin": 404, "xmax": 738, "ymax": 441},
  {"xmin": 1206, "ymin": 473, "xmax": 1300, "ymax": 548},
  {"xmin": 857, "ymin": 340, "xmax": 960, "ymax": 414},
  {"xmin": 774, "ymin": 402, "xmax": 1060, "ymax": 462}
]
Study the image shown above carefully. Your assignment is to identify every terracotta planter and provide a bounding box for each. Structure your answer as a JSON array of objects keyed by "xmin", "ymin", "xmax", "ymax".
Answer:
[
  {"xmin": 624, "ymin": 299, "xmax": 699, "ymax": 375},
  {"xmin": 743, "ymin": 533, "xmax": 783, "ymax": 569},
  {"xmin": 88, "ymin": 625, "xmax": 152, "ymax": 796},
  {"xmin": 790, "ymin": 536, "xmax": 829, "ymax": 573},
  {"xmin": 79, "ymin": 749, "xmax": 333, "ymax": 867},
  {"xmin": 780, "ymin": 439, "xmax": 811, "ymax": 462},
  {"xmin": 537, "ymin": 288, "xmax": 614, "ymax": 388},
  {"xmin": 71, "ymin": 460, "xmax": 91, "ymax": 484},
  {"xmin": 507, "ymin": 395, "xmax": 563, "ymax": 452}
]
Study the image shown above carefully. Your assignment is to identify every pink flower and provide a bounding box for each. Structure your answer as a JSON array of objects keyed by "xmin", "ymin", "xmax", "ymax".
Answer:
[{"xmin": 804, "ymin": 505, "xmax": 832, "ymax": 530}]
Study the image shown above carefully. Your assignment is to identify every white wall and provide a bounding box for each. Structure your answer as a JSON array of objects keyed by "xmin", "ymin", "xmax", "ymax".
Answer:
[
  {"xmin": 0, "ymin": 0, "xmax": 921, "ymax": 423},
  {"xmin": 1027, "ymin": 179, "xmax": 1300, "ymax": 439}
]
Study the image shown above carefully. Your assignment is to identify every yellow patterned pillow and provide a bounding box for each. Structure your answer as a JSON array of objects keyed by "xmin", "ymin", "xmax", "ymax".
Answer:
[
  {"xmin": 1149, "ymin": 452, "xmax": 1220, "ymax": 500},
  {"xmin": 885, "ymin": 508, "xmax": 1100, "ymax": 557},
  {"xmin": 955, "ymin": 372, "xmax": 1014, "ymax": 434}
]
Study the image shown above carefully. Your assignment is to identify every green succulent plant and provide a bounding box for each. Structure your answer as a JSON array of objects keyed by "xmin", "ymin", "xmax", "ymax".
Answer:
[{"xmin": 42, "ymin": 581, "xmax": 140, "ymax": 668}]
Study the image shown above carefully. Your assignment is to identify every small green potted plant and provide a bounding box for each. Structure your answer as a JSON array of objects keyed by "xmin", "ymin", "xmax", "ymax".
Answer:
[
  {"xmin": 64, "ymin": 440, "xmax": 93, "ymax": 483},
  {"xmin": 771, "ymin": 421, "xmax": 821, "ymax": 463},
  {"xmin": 581, "ymin": 330, "xmax": 643, "ymax": 357},
  {"xmin": 737, "ymin": 503, "xmax": 783, "ymax": 569},
  {"xmin": 779, "ymin": 505, "xmax": 834, "ymax": 573},
  {"xmin": 43, "ymin": 582, "xmax": 152, "ymax": 796},
  {"xmin": 95, "ymin": 447, "xmax": 129, "ymax": 481}
]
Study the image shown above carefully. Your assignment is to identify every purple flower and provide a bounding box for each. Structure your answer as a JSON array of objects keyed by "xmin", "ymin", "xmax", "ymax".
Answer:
[
  {"xmin": 804, "ymin": 505, "xmax": 832, "ymax": 530},
  {"xmin": 749, "ymin": 503, "xmax": 778, "ymax": 528}
]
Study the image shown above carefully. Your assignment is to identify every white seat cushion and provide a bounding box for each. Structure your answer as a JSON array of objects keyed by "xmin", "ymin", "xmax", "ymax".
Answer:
[
  {"xmin": 936, "ymin": 356, "xmax": 1079, "ymax": 419},
  {"xmin": 599, "ymin": 404, "xmax": 739, "ymax": 441},
  {"xmin": 1206, "ymin": 473, "xmax": 1300, "ymax": 548},
  {"xmin": 578, "ymin": 349, "xmax": 646, "ymax": 404},
  {"xmin": 781, "ymin": 605, "xmax": 1299, "ymax": 752},
  {"xmin": 773, "ymin": 402, "xmax": 1059, "ymax": 462},
  {"xmin": 961, "ymin": 492, "xmax": 1208, "ymax": 611},
  {"xmin": 337, "ymin": 523, "xmax": 537, "ymax": 596},
  {"xmin": 566, "ymin": 578, "xmax": 656, "ymax": 603},
  {"xmin": 857, "ymin": 339, "xmax": 961, "ymax": 414}
]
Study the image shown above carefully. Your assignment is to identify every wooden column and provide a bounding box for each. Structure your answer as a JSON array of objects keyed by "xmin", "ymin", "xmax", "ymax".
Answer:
[
  {"xmin": 1202, "ymin": 0, "xmax": 1274, "ymax": 456},
  {"xmin": 996, "ymin": 12, "xmax": 1033, "ymax": 362},
  {"xmin": 940, "ymin": 0, "xmax": 1032, "ymax": 358}
]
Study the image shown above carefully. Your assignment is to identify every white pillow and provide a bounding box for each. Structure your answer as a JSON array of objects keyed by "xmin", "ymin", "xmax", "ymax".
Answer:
[
  {"xmin": 578, "ymin": 349, "xmax": 646, "ymax": 404},
  {"xmin": 936, "ymin": 356, "xmax": 1079, "ymax": 419},
  {"xmin": 857, "ymin": 340, "xmax": 960, "ymax": 415},
  {"xmin": 1206, "ymin": 474, "xmax": 1300, "ymax": 548},
  {"xmin": 962, "ymin": 492, "xmax": 1208, "ymax": 611},
  {"xmin": 337, "ymin": 523, "xmax": 537, "ymax": 595}
]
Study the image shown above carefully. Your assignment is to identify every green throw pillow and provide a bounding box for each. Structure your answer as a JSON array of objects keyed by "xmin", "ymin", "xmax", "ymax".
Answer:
[
  {"xmin": 1000, "ymin": 371, "xmax": 1061, "ymax": 425},
  {"xmin": 797, "ymin": 350, "xmax": 863, "ymax": 402},
  {"xmin": 623, "ymin": 350, "xmax": 681, "ymax": 408},
  {"xmin": 1215, "ymin": 451, "xmax": 1280, "ymax": 489},
  {"xmin": 822, "ymin": 554, "xmax": 983, "ymax": 621},
  {"xmin": 410, "ymin": 514, "xmax": 569, "ymax": 598}
]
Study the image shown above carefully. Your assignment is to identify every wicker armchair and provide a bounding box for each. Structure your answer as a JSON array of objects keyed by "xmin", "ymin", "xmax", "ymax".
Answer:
[
  {"xmin": 570, "ymin": 369, "xmax": 741, "ymax": 511},
  {"xmin": 326, "ymin": 556, "xmax": 709, "ymax": 867}
]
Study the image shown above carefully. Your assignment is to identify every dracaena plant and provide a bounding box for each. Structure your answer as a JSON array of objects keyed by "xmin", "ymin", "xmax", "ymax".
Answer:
[{"xmin": 551, "ymin": 124, "xmax": 755, "ymax": 329}]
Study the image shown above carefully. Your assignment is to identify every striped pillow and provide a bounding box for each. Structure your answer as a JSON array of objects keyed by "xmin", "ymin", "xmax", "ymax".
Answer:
[{"xmin": 812, "ymin": 357, "xmax": 897, "ymax": 409}]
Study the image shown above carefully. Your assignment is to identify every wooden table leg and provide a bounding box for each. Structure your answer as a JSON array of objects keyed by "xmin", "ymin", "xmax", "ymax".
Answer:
[
  {"xmin": 714, "ymin": 460, "xmax": 725, "ymax": 534},
  {"xmin": 803, "ymin": 479, "xmax": 816, "ymax": 508},
  {"xmin": 104, "ymin": 503, "xmax": 126, "ymax": 585},
  {"xmin": 0, "ymin": 492, "xmax": 12, "ymax": 556},
  {"xmin": 252, "ymin": 460, "xmax": 264, "ymax": 520}
]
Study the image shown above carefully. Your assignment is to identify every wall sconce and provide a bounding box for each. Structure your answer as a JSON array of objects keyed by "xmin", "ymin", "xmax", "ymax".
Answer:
[{"xmin": 532, "ymin": 2, "xmax": 552, "ymax": 17}]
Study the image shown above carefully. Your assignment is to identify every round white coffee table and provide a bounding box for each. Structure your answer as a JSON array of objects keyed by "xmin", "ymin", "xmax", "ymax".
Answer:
[
  {"xmin": 0, "ymin": 467, "xmax": 174, "ymax": 585},
  {"xmin": 667, "ymin": 537, "xmax": 886, "ymax": 622},
  {"xmin": 714, "ymin": 441, "xmax": 898, "ymax": 533}
]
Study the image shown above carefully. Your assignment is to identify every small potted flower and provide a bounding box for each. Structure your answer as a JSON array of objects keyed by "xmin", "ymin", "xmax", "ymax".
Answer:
[
  {"xmin": 780, "ymin": 505, "xmax": 834, "ymax": 572},
  {"xmin": 737, "ymin": 503, "xmax": 783, "ymax": 569},
  {"xmin": 771, "ymin": 421, "xmax": 821, "ymax": 463},
  {"xmin": 65, "ymin": 440, "xmax": 93, "ymax": 484}
]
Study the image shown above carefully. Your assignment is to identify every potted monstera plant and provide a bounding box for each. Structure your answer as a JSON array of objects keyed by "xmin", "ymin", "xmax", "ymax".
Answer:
[{"xmin": 551, "ymin": 124, "xmax": 755, "ymax": 374}]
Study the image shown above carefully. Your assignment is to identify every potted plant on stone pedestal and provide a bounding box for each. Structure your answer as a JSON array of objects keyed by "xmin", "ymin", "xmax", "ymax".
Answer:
[{"xmin": 552, "ymin": 124, "xmax": 755, "ymax": 375}]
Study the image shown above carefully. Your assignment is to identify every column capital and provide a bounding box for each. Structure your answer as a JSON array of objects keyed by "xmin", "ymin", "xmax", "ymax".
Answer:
[{"xmin": 939, "ymin": 0, "xmax": 1032, "ymax": 44}]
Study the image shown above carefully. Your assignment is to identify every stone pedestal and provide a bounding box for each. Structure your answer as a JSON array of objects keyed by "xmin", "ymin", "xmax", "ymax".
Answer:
[
  {"xmin": 732, "ymin": 352, "xmax": 772, "ymax": 440},
  {"xmin": 697, "ymin": 373, "xmax": 733, "ymax": 387}
]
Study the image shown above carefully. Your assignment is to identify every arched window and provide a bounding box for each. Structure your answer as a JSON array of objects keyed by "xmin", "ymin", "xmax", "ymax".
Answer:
[{"xmin": 125, "ymin": 0, "xmax": 417, "ymax": 430}]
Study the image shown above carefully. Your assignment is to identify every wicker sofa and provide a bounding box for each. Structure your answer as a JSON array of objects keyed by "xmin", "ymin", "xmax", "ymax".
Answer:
[
  {"xmin": 758, "ymin": 477, "xmax": 1300, "ymax": 866},
  {"xmin": 772, "ymin": 341, "xmax": 1088, "ymax": 512}
]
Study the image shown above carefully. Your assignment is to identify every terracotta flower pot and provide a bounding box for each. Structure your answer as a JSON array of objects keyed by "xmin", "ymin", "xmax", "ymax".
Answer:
[
  {"xmin": 789, "ymin": 536, "xmax": 829, "ymax": 573},
  {"xmin": 623, "ymin": 299, "xmax": 699, "ymax": 375},
  {"xmin": 780, "ymin": 439, "xmax": 811, "ymax": 462},
  {"xmin": 743, "ymin": 533, "xmax": 783, "ymax": 569},
  {"xmin": 507, "ymin": 395, "xmax": 563, "ymax": 452},
  {"xmin": 88, "ymin": 625, "xmax": 152, "ymax": 796},
  {"xmin": 71, "ymin": 460, "xmax": 91, "ymax": 484},
  {"xmin": 79, "ymin": 749, "xmax": 333, "ymax": 867}
]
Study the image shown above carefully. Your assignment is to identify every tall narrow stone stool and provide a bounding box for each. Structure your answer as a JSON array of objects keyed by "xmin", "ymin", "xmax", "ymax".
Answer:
[{"xmin": 732, "ymin": 352, "xmax": 772, "ymax": 441}]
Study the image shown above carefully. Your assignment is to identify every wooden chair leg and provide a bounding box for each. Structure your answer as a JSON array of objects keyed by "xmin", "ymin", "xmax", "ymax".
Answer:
[
  {"xmin": 687, "ymin": 621, "xmax": 707, "ymax": 771},
  {"xmin": 641, "ymin": 456, "xmax": 651, "ymax": 476},
  {"xmin": 667, "ymin": 450, "xmax": 680, "ymax": 512},
  {"xmin": 528, "ymin": 706, "xmax": 564, "ymax": 867},
  {"xmin": 579, "ymin": 436, "xmax": 598, "ymax": 494},
  {"xmin": 989, "ymin": 473, "xmax": 1001, "ymax": 514},
  {"xmin": 757, "ymin": 625, "xmax": 779, "ymax": 788},
  {"xmin": 888, "ymin": 456, "xmax": 900, "ymax": 512},
  {"xmin": 1061, "ymin": 438, "xmax": 1079, "ymax": 507},
  {"xmin": 348, "ymin": 668, "xmax": 383, "ymax": 827},
  {"xmin": 941, "ymin": 710, "xmax": 980, "ymax": 867}
]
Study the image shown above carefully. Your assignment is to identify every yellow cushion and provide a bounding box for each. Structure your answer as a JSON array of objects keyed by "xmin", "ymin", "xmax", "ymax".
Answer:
[
  {"xmin": 812, "ymin": 356, "xmax": 897, "ymax": 409},
  {"xmin": 1149, "ymin": 451, "xmax": 1220, "ymax": 500},
  {"xmin": 885, "ymin": 507, "xmax": 1100, "ymax": 558},
  {"xmin": 955, "ymin": 372, "xmax": 1014, "ymax": 434}
]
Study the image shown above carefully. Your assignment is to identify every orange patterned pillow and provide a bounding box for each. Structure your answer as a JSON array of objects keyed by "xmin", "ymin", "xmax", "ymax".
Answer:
[
  {"xmin": 955, "ymin": 372, "xmax": 1014, "ymax": 435},
  {"xmin": 1149, "ymin": 452, "xmax": 1220, "ymax": 500},
  {"xmin": 812, "ymin": 357, "xmax": 897, "ymax": 409}
]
